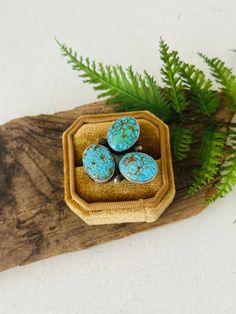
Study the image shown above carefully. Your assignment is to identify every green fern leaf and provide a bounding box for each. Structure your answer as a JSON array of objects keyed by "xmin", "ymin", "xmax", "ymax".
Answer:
[
  {"xmin": 188, "ymin": 128, "xmax": 225, "ymax": 195},
  {"xmin": 180, "ymin": 63, "xmax": 220, "ymax": 117},
  {"xmin": 199, "ymin": 53, "xmax": 236, "ymax": 112},
  {"xmin": 171, "ymin": 126, "xmax": 193, "ymax": 160},
  {"xmin": 208, "ymin": 130, "xmax": 236, "ymax": 202},
  {"xmin": 159, "ymin": 39, "xmax": 188, "ymax": 116},
  {"xmin": 57, "ymin": 40, "xmax": 171, "ymax": 121}
]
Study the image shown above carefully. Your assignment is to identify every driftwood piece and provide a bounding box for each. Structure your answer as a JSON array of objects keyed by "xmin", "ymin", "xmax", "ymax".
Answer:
[{"xmin": 0, "ymin": 101, "xmax": 233, "ymax": 272}]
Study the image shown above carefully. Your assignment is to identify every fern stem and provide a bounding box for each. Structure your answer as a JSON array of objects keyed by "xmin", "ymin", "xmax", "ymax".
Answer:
[
  {"xmin": 159, "ymin": 39, "xmax": 188, "ymax": 117},
  {"xmin": 57, "ymin": 39, "xmax": 171, "ymax": 121}
]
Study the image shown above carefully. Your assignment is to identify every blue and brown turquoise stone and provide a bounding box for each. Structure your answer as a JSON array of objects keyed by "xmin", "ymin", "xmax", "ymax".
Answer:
[
  {"xmin": 107, "ymin": 116, "xmax": 140, "ymax": 152},
  {"xmin": 119, "ymin": 152, "xmax": 158, "ymax": 183},
  {"xmin": 83, "ymin": 144, "xmax": 115, "ymax": 182}
]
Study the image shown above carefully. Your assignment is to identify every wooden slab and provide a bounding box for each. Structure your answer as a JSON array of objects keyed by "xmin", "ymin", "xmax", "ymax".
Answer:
[{"xmin": 0, "ymin": 101, "xmax": 232, "ymax": 272}]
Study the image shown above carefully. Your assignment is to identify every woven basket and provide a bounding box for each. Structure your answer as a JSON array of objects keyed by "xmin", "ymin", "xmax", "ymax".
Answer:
[{"xmin": 63, "ymin": 111, "xmax": 175, "ymax": 225}]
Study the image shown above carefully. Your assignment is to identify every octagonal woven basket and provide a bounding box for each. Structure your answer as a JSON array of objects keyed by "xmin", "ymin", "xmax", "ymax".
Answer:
[{"xmin": 63, "ymin": 110, "xmax": 175, "ymax": 225}]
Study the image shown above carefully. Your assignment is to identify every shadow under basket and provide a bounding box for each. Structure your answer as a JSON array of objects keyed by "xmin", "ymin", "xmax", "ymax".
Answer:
[{"xmin": 63, "ymin": 110, "xmax": 175, "ymax": 225}]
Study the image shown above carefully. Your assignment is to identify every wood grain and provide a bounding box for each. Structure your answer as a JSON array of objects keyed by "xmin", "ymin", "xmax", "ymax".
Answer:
[{"xmin": 0, "ymin": 101, "xmax": 233, "ymax": 272}]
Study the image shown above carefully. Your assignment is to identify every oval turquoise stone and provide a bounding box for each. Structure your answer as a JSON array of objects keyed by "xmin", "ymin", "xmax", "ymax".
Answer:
[
  {"xmin": 83, "ymin": 144, "xmax": 115, "ymax": 182},
  {"xmin": 107, "ymin": 116, "xmax": 140, "ymax": 152},
  {"xmin": 119, "ymin": 152, "xmax": 158, "ymax": 183}
]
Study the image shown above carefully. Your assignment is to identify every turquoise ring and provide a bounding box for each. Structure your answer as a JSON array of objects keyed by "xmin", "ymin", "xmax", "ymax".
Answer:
[
  {"xmin": 107, "ymin": 116, "xmax": 140, "ymax": 152},
  {"xmin": 83, "ymin": 144, "xmax": 116, "ymax": 183},
  {"xmin": 83, "ymin": 116, "xmax": 158, "ymax": 184},
  {"xmin": 119, "ymin": 152, "xmax": 158, "ymax": 184}
]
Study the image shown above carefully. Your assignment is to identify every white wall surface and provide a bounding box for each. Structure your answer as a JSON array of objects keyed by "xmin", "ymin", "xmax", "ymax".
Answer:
[{"xmin": 0, "ymin": 0, "xmax": 236, "ymax": 313}]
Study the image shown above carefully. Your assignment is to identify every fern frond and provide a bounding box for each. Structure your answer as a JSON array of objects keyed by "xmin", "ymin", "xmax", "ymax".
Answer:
[
  {"xmin": 199, "ymin": 53, "xmax": 236, "ymax": 112},
  {"xmin": 57, "ymin": 40, "xmax": 171, "ymax": 121},
  {"xmin": 188, "ymin": 128, "xmax": 225, "ymax": 195},
  {"xmin": 159, "ymin": 39, "xmax": 188, "ymax": 116},
  {"xmin": 171, "ymin": 126, "xmax": 193, "ymax": 160},
  {"xmin": 180, "ymin": 63, "xmax": 220, "ymax": 117},
  {"xmin": 207, "ymin": 129, "xmax": 236, "ymax": 202}
]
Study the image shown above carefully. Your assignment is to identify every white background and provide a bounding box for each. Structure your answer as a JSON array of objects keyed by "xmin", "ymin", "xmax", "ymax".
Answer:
[{"xmin": 0, "ymin": 0, "xmax": 236, "ymax": 313}]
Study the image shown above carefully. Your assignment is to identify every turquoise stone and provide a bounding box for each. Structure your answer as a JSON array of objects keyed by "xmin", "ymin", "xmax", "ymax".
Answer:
[
  {"xmin": 119, "ymin": 152, "xmax": 158, "ymax": 183},
  {"xmin": 83, "ymin": 144, "xmax": 115, "ymax": 182},
  {"xmin": 107, "ymin": 116, "xmax": 140, "ymax": 152}
]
